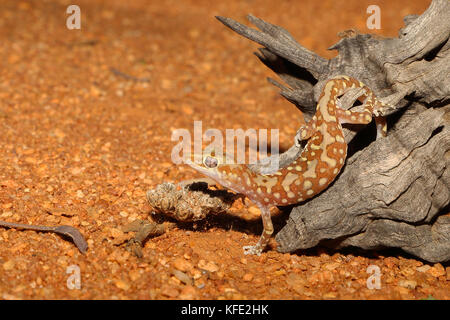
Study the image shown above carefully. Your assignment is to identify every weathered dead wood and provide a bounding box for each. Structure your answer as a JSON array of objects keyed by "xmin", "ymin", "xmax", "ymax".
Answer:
[
  {"xmin": 217, "ymin": 0, "xmax": 450, "ymax": 116},
  {"xmin": 218, "ymin": 0, "xmax": 450, "ymax": 262},
  {"xmin": 277, "ymin": 108, "xmax": 450, "ymax": 262}
]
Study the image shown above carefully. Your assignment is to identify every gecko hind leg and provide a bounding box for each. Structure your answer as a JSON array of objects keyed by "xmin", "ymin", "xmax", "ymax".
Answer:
[
  {"xmin": 335, "ymin": 108, "xmax": 387, "ymax": 139},
  {"xmin": 336, "ymin": 90, "xmax": 388, "ymax": 139},
  {"xmin": 243, "ymin": 204, "xmax": 273, "ymax": 256}
]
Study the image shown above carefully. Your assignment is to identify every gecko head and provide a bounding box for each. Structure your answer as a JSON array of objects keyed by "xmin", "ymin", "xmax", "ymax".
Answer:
[{"xmin": 184, "ymin": 152, "xmax": 242, "ymax": 193}]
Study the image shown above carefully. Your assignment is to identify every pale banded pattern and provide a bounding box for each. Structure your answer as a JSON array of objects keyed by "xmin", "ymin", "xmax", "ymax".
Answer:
[{"xmin": 186, "ymin": 75, "xmax": 387, "ymax": 255}]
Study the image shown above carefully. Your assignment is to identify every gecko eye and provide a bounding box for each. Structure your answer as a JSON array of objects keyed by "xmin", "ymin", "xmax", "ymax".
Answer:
[{"xmin": 203, "ymin": 156, "xmax": 218, "ymax": 168}]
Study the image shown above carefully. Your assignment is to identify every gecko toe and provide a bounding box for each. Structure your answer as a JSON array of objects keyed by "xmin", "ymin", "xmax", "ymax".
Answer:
[
  {"xmin": 294, "ymin": 133, "xmax": 302, "ymax": 148},
  {"xmin": 243, "ymin": 245, "xmax": 262, "ymax": 256}
]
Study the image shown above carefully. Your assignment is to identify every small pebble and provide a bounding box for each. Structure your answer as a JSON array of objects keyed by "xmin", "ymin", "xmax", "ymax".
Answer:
[
  {"xmin": 398, "ymin": 280, "xmax": 417, "ymax": 290},
  {"xmin": 243, "ymin": 273, "xmax": 254, "ymax": 282},
  {"xmin": 198, "ymin": 260, "xmax": 219, "ymax": 273}
]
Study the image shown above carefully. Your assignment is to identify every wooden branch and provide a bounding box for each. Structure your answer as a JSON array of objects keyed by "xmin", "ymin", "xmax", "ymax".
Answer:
[
  {"xmin": 265, "ymin": 77, "xmax": 316, "ymax": 121},
  {"xmin": 276, "ymin": 107, "xmax": 449, "ymax": 263},
  {"xmin": 219, "ymin": 0, "xmax": 450, "ymax": 262},
  {"xmin": 376, "ymin": 0, "xmax": 450, "ymax": 64},
  {"xmin": 219, "ymin": 0, "xmax": 449, "ymax": 119},
  {"xmin": 216, "ymin": 15, "xmax": 328, "ymax": 78}
]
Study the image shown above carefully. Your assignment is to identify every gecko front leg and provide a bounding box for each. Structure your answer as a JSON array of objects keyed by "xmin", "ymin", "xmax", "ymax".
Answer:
[
  {"xmin": 294, "ymin": 118, "xmax": 316, "ymax": 147},
  {"xmin": 243, "ymin": 204, "xmax": 273, "ymax": 256}
]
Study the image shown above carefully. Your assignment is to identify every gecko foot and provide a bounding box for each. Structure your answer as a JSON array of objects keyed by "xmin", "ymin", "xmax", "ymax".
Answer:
[
  {"xmin": 294, "ymin": 125, "xmax": 311, "ymax": 148},
  {"xmin": 294, "ymin": 130, "xmax": 303, "ymax": 148},
  {"xmin": 243, "ymin": 245, "xmax": 263, "ymax": 256}
]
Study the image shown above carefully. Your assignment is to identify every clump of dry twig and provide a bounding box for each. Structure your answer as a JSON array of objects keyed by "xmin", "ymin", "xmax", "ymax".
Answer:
[{"xmin": 146, "ymin": 181, "xmax": 240, "ymax": 222}]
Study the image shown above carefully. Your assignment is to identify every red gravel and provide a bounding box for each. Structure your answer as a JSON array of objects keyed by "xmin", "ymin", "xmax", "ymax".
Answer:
[{"xmin": 0, "ymin": 0, "xmax": 447, "ymax": 300}]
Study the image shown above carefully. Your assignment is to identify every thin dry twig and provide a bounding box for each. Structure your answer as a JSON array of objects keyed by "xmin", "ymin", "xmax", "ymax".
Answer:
[
  {"xmin": 110, "ymin": 67, "xmax": 150, "ymax": 83},
  {"xmin": 0, "ymin": 220, "xmax": 88, "ymax": 253}
]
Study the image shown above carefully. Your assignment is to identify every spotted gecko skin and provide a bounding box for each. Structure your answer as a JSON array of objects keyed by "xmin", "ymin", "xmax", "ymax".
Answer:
[{"xmin": 186, "ymin": 75, "xmax": 387, "ymax": 255}]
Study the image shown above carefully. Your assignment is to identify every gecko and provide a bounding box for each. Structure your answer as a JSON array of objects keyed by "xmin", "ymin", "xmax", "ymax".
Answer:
[{"xmin": 186, "ymin": 75, "xmax": 388, "ymax": 255}]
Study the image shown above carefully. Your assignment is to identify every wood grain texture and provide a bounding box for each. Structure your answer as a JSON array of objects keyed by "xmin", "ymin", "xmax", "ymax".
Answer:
[
  {"xmin": 276, "ymin": 107, "xmax": 449, "ymax": 263},
  {"xmin": 218, "ymin": 0, "xmax": 450, "ymax": 262}
]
